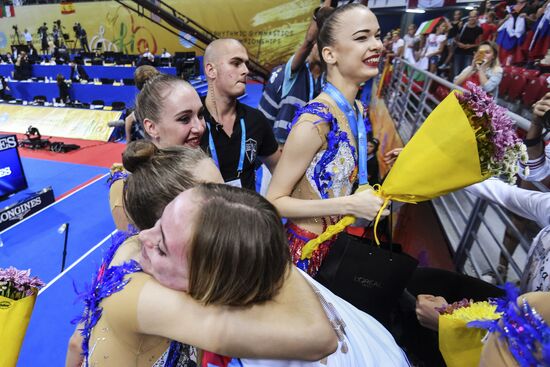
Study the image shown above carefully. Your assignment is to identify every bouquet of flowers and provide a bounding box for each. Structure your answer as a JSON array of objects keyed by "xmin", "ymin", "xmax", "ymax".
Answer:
[
  {"xmin": 301, "ymin": 82, "xmax": 527, "ymax": 257},
  {"xmin": 437, "ymin": 297, "xmax": 501, "ymax": 367},
  {"xmin": 0, "ymin": 266, "xmax": 44, "ymax": 366}
]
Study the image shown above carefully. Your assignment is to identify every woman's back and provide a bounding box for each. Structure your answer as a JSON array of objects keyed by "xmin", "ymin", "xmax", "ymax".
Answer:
[{"xmin": 85, "ymin": 236, "xmax": 197, "ymax": 366}]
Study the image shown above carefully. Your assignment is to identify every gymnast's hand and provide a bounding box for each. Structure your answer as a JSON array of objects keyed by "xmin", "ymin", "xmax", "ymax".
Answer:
[{"xmin": 346, "ymin": 188, "xmax": 389, "ymax": 221}]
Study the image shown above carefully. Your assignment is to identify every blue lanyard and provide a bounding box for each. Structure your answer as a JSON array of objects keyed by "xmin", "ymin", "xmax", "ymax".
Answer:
[
  {"xmin": 207, "ymin": 117, "xmax": 246, "ymax": 177},
  {"xmin": 306, "ymin": 63, "xmax": 314, "ymax": 102},
  {"xmin": 324, "ymin": 82, "xmax": 368, "ymax": 186}
]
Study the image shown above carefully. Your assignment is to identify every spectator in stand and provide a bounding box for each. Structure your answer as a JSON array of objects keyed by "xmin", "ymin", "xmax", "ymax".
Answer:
[
  {"xmin": 69, "ymin": 60, "xmax": 89, "ymax": 82},
  {"xmin": 423, "ymin": 21, "xmax": 448, "ymax": 74},
  {"xmin": 441, "ymin": 10, "xmax": 464, "ymax": 75},
  {"xmin": 453, "ymin": 10, "xmax": 483, "ymax": 79},
  {"xmin": 403, "ymin": 24, "xmax": 419, "ymax": 65},
  {"xmin": 160, "ymin": 48, "xmax": 171, "ymax": 58},
  {"xmin": 23, "ymin": 28, "xmax": 32, "ymax": 46},
  {"xmin": 56, "ymin": 73, "xmax": 70, "ymax": 104},
  {"xmin": 0, "ymin": 75, "xmax": 10, "ymax": 100},
  {"xmin": 390, "ymin": 29, "xmax": 405, "ymax": 59},
  {"xmin": 481, "ymin": 11, "xmax": 498, "ymax": 41},
  {"xmin": 454, "ymin": 41, "xmax": 503, "ymax": 97}
]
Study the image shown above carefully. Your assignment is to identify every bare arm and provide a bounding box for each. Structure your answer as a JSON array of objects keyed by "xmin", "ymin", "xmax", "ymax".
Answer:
[
  {"xmin": 266, "ymin": 120, "xmax": 387, "ymax": 220},
  {"xmin": 65, "ymin": 327, "xmax": 84, "ymax": 367},
  {"xmin": 260, "ymin": 147, "xmax": 281, "ymax": 173},
  {"xmin": 290, "ymin": 17, "xmax": 318, "ymax": 74},
  {"xmin": 453, "ymin": 65, "xmax": 475, "ymax": 88},
  {"xmin": 137, "ymin": 270, "xmax": 337, "ymax": 360},
  {"xmin": 109, "ymin": 179, "xmax": 131, "ymax": 231}
]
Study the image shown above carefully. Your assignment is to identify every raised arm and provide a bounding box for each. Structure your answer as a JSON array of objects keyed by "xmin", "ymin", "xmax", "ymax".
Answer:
[
  {"xmin": 290, "ymin": 15, "xmax": 318, "ymax": 74},
  {"xmin": 266, "ymin": 119, "xmax": 387, "ymax": 221},
  {"xmin": 519, "ymin": 93, "xmax": 550, "ymax": 181}
]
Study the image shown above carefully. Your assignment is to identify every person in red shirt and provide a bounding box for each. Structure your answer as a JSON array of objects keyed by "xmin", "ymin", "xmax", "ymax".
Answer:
[{"xmin": 481, "ymin": 11, "xmax": 498, "ymax": 41}]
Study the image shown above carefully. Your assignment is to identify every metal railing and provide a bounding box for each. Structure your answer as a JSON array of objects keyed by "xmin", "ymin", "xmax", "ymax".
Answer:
[{"xmin": 381, "ymin": 57, "xmax": 542, "ymax": 284}]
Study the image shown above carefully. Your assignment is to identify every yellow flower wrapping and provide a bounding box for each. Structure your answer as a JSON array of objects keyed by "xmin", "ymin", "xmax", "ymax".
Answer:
[
  {"xmin": 0, "ymin": 293, "xmax": 37, "ymax": 367},
  {"xmin": 301, "ymin": 91, "xmax": 489, "ymax": 257},
  {"xmin": 439, "ymin": 302, "xmax": 500, "ymax": 367}
]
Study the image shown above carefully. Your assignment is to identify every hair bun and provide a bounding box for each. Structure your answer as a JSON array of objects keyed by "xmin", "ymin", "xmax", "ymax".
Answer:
[{"xmin": 123, "ymin": 140, "xmax": 159, "ymax": 173}]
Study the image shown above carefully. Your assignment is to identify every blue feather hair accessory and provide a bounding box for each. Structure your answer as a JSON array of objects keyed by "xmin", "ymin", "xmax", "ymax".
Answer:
[{"xmin": 468, "ymin": 283, "xmax": 550, "ymax": 366}]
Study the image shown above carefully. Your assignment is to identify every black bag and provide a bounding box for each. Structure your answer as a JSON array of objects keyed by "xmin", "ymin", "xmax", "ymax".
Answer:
[{"xmin": 315, "ymin": 231, "xmax": 418, "ymax": 327}]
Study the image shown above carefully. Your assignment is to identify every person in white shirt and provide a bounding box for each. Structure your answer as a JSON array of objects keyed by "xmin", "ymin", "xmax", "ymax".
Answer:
[
  {"xmin": 23, "ymin": 29, "xmax": 33, "ymax": 46},
  {"xmin": 161, "ymin": 48, "xmax": 171, "ymax": 58},
  {"xmin": 422, "ymin": 22, "xmax": 448, "ymax": 74},
  {"xmin": 390, "ymin": 30, "xmax": 405, "ymax": 58},
  {"xmin": 403, "ymin": 24, "xmax": 419, "ymax": 65},
  {"xmin": 143, "ymin": 47, "xmax": 154, "ymax": 59}
]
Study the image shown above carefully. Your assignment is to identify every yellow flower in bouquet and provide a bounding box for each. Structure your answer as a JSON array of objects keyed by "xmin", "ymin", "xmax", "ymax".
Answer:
[
  {"xmin": 301, "ymin": 82, "xmax": 527, "ymax": 257},
  {"xmin": 438, "ymin": 299, "xmax": 501, "ymax": 367},
  {"xmin": 0, "ymin": 267, "xmax": 44, "ymax": 367}
]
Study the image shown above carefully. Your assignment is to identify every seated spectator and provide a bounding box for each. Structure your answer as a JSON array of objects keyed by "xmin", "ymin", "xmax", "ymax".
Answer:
[
  {"xmin": 454, "ymin": 41, "xmax": 503, "ymax": 97},
  {"xmin": 56, "ymin": 73, "xmax": 70, "ymax": 104},
  {"xmin": 160, "ymin": 48, "xmax": 171, "ymax": 58},
  {"xmin": 1, "ymin": 52, "xmax": 14, "ymax": 64},
  {"xmin": 69, "ymin": 60, "xmax": 89, "ymax": 82}
]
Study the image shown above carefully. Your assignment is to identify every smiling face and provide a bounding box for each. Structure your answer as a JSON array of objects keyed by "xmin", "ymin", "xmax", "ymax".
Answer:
[
  {"xmin": 322, "ymin": 7, "xmax": 383, "ymax": 85},
  {"xmin": 143, "ymin": 83, "xmax": 206, "ymax": 148},
  {"xmin": 138, "ymin": 189, "xmax": 200, "ymax": 291}
]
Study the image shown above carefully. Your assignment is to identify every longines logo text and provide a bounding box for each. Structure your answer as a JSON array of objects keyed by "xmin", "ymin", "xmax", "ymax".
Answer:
[
  {"xmin": 0, "ymin": 197, "xmax": 42, "ymax": 224},
  {"xmin": 0, "ymin": 136, "xmax": 17, "ymax": 151},
  {"xmin": 0, "ymin": 166, "xmax": 12, "ymax": 178},
  {"xmin": 353, "ymin": 276, "xmax": 382, "ymax": 289}
]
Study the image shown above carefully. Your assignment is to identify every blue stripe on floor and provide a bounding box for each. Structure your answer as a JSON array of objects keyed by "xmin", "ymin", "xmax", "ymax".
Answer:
[
  {"xmin": 2, "ymin": 157, "xmax": 108, "ymax": 208},
  {"xmin": 0, "ymin": 176, "xmax": 115, "ymax": 284},
  {"xmin": 18, "ymin": 239, "xmax": 109, "ymax": 367}
]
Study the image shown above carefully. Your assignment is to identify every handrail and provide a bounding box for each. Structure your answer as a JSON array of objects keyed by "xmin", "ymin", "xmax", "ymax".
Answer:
[
  {"xmin": 391, "ymin": 57, "xmax": 532, "ymax": 131},
  {"xmin": 380, "ymin": 56, "xmax": 540, "ymax": 285}
]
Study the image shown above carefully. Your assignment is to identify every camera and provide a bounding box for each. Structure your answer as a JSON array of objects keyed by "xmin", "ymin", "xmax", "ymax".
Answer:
[{"xmin": 12, "ymin": 25, "xmax": 18, "ymax": 31}]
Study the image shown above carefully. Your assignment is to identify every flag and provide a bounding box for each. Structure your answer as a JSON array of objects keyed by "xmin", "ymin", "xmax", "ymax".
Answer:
[
  {"xmin": 61, "ymin": 2, "xmax": 75, "ymax": 15},
  {"xmin": 415, "ymin": 17, "xmax": 444, "ymax": 36},
  {"xmin": 0, "ymin": 5, "xmax": 15, "ymax": 18}
]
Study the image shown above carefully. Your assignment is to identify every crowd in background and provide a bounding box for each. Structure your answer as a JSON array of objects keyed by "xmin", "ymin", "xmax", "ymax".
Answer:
[{"xmin": 384, "ymin": 0, "xmax": 550, "ymax": 96}]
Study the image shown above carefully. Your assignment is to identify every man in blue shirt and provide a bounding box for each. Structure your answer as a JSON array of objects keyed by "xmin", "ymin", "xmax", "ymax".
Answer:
[{"xmin": 259, "ymin": 7, "xmax": 332, "ymax": 144}]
